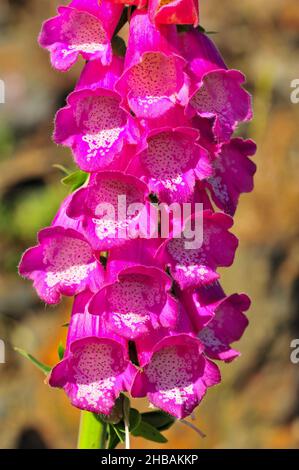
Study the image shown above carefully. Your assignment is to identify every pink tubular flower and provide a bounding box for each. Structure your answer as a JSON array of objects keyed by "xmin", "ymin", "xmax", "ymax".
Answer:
[
  {"xmin": 116, "ymin": 9, "xmax": 187, "ymax": 119},
  {"xmin": 131, "ymin": 333, "xmax": 220, "ymax": 419},
  {"xmin": 18, "ymin": 227, "xmax": 104, "ymax": 304},
  {"xmin": 156, "ymin": 211, "xmax": 238, "ymax": 290},
  {"xmin": 127, "ymin": 127, "xmax": 211, "ymax": 203},
  {"xmin": 67, "ymin": 171, "xmax": 150, "ymax": 250},
  {"xmin": 38, "ymin": 0, "xmax": 123, "ymax": 71},
  {"xmin": 198, "ymin": 291, "xmax": 250, "ymax": 362},
  {"xmin": 89, "ymin": 266, "xmax": 178, "ymax": 340},
  {"xmin": 54, "ymin": 57, "xmax": 138, "ymax": 172},
  {"xmin": 206, "ymin": 138, "xmax": 257, "ymax": 216},
  {"xmin": 149, "ymin": 0, "xmax": 199, "ymax": 26},
  {"xmin": 49, "ymin": 291, "xmax": 137, "ymax": 415},
  {"xmin": 182, "ymin": 30, "xmax": 253, "ymax": 142}
]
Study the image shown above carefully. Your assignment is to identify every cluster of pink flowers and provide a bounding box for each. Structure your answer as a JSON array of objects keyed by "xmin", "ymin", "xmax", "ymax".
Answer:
[{"xmin": 19, "ymin": 0, "xmax": 256, "ymax": 420}]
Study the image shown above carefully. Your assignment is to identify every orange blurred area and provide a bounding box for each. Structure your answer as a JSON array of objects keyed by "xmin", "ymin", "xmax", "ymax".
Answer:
[{"xmin": 0, "ymin": 0, "xmax": 299, "ymax": 449}]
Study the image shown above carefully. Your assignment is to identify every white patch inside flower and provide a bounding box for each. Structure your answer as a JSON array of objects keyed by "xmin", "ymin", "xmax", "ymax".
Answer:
[
  {"xmin": 61, "ymin": 10, "xmax": 107, "ymax": 57},
  {"xmin": 43, "ymin": 236, "xmax": 96, "ymax": 287},
  {"xmin": 146, "ymin": 346, "xmax": 198, "ymax": 406},
  {"xmin": 73, "ymin": 343, "xmax": 123, "ymax": 413},
  {"xmin": 75, "ymin": 95, "xmax": 125, "ymax": 162}
]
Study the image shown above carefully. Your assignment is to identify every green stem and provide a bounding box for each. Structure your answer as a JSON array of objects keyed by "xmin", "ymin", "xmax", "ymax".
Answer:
[{"xmin": 77, "ymin": 411, "xmax": 107, "ymax": 449}]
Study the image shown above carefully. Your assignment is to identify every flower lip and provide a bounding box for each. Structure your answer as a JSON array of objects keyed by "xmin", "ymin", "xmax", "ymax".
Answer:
[
  {"xmin": 38, "ymin": 0, "xmax": 123, "ymax": 70},
  {"xmin": 19, "ymin": 226, "xmax": 104, "ymax": 304}
]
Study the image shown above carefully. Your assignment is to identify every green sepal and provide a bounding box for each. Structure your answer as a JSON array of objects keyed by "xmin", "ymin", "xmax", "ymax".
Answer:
[
  {"xmin": 61, "ymin": 170, "xmax": 88, "ymax": 192},
  {"xmin": 57, "ymin": 342, "xmax": 65, "ymax": 361},
  {"xmin": 141, "ymin": 411, "xmax": 176, "ymax": 431}
]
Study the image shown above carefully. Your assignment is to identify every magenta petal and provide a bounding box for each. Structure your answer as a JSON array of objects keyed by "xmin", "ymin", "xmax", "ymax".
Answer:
[
  {"xmin": 19, "ymin": 227, "xmax": 104, "ymax": 304},
  {"xmin": 156, "ymin": 210, "xmax": 238, "ymax": 290},
  {"xmin": 187, "ymin": 69, "xmax": 253, "ymax": 143},
  {"xmin": 106, "ymin": 238, "xmax": 163, "ymax": 283},
  {"xmin": 180, "ymin": 30, "xmax": 226, "ymax": 82},
  {"xmin": 89, "ymin": 266, "xmax": 177, "ymax": 340},
  {"xmin": 38, "ymin": 1, "xmax": 123, "ymax": 71},
  {"xmin": 53, "ymin": 62, "xmax": 134, "ymax": 172},
  {"xmin": 199, "ymin": 293, "xmax": 250, "ymax": 362},
  {"xmin": 149, "ymin": 0, "xmax": 199, "ymax": 26},
  {"xmin": 51, "ymin": 194, "xmax": 84, "ymax": 231},
  {"xmin": 207, "ymin": 138, "xmax": 257, "ymax": 215},
  {"xmin": 128, "ymin": 127, "xmax": 211, "ymax": 203},
  {"xmin": 49, "ymin": 292, "xmax": 136, "ymax": 415},
  {"xmin": 181, "ymin": 32, "xmax": 252, "ymax": 141},
  {"xmin": 116, "ymin": 10, "xmax": 187, "ymax": 119},
  {"xmin": 51, "ymin": 337, "xmax": 133, "ymax": 415},
  {"xmin": 67, "ymin": 171, "xmax": 150, "ymax": 251},
  {"xmin": 75, "ymin": 56, "xmax": 124, "ymax": 92},
  {"xmin": 131, "ymin": 334, "xmax": 220, "ymax": 418},
  {"xmin": 179, "ymin": 281, "xmax": 225, "ymax": 331}
]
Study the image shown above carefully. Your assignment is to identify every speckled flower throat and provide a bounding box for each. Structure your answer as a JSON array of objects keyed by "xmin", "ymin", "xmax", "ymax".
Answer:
[{"xmin": 18, "ymin": 0, "xmax": 256, "ymax": 449}]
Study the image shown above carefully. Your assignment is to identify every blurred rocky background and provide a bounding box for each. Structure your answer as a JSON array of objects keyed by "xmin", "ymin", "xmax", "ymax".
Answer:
[{"xmin": 0, "ymin": 0, "xmax": 299, "ymax": 449}]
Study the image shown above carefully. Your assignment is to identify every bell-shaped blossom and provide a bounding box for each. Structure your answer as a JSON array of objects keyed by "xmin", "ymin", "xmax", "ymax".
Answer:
[
  {"xmin": 131, "ymin": 333, "xmax": 220, "ymax": 418},
  {"xmin": 67, "ymin": 171, "xmax": 151, "ymax": 250},
  {"xmin": 19, "ymin": 227, "xmax": 104, "ymax": 304},
  {"xmin": 89, "ymin": 266, "xmax": 178, "ymax": 340},
  {"xmin": 149, "ymin": 0, "xmax": 199, "ymax": 26},
  {"xmin": 116, "ymin": 9, "xmax": 187, "ymax": 119},
  {"xmin": 54, "ymin": 58, "xmax": 138, "ymax": 172},
  {"xmin": 156, "ymin": 211, "xmax": 238, "ymax": 290},
  {"xmin": 127, "ymin": 127, "xmax": 211, "ymax": 203},
  {"xmin": 182, "ymin": 30, "xmax": 252, "ymax": 142},
  {"xmin": 206, "ymin": 138, "xmax": 257, "ymax": 216},
  {"xmin": 49, "ymin": 291, "xmax": 136, "ymax": 415},
  {"xmin": 198, "ymin": 291, "xmax": 250, "ymax": 362},
  {"xmin": 38, "ymin": 0, "xmax": 123, "ymax": 71}
]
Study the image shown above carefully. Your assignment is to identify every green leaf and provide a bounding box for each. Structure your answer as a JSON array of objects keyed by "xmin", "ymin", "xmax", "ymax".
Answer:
[
  {"xmin": 14, "ymin": 347, "xmax": 51, "ymax": 375},
  {"xmin": 61, "ymin": 170, "xmax": 88, "ymax": 192},
  {"xmin": 132, "ymin": 420, "xmax": 168, "ymax": 443},
  {"xmin": 117, "ymin": 408, "xmax": 141, "ymax": 434},
  {"xmin": 141, "ymin": 411, "xmax": 175, "ymax": 431},
  {"xmin": 107, "ymin": 425, "xmax": 120, "ymax": 450},
  {"xmin": 62, "ymin": 322, "xmax": 69, "ymax": 328},
  {"xmin": 57, "ymin": 342, "xmax": 65, "ymax": 360}
]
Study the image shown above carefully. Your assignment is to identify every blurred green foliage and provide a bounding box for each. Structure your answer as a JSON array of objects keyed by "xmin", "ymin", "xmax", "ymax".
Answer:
[{"xmin": 0, "ymin": 183, "xmax": 67, "ymax": 245}]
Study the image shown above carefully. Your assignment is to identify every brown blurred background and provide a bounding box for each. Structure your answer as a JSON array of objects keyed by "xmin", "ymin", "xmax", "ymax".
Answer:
[{"xmin": 0, "ymin": 0, "xmax": 299, "ymax": 449}]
